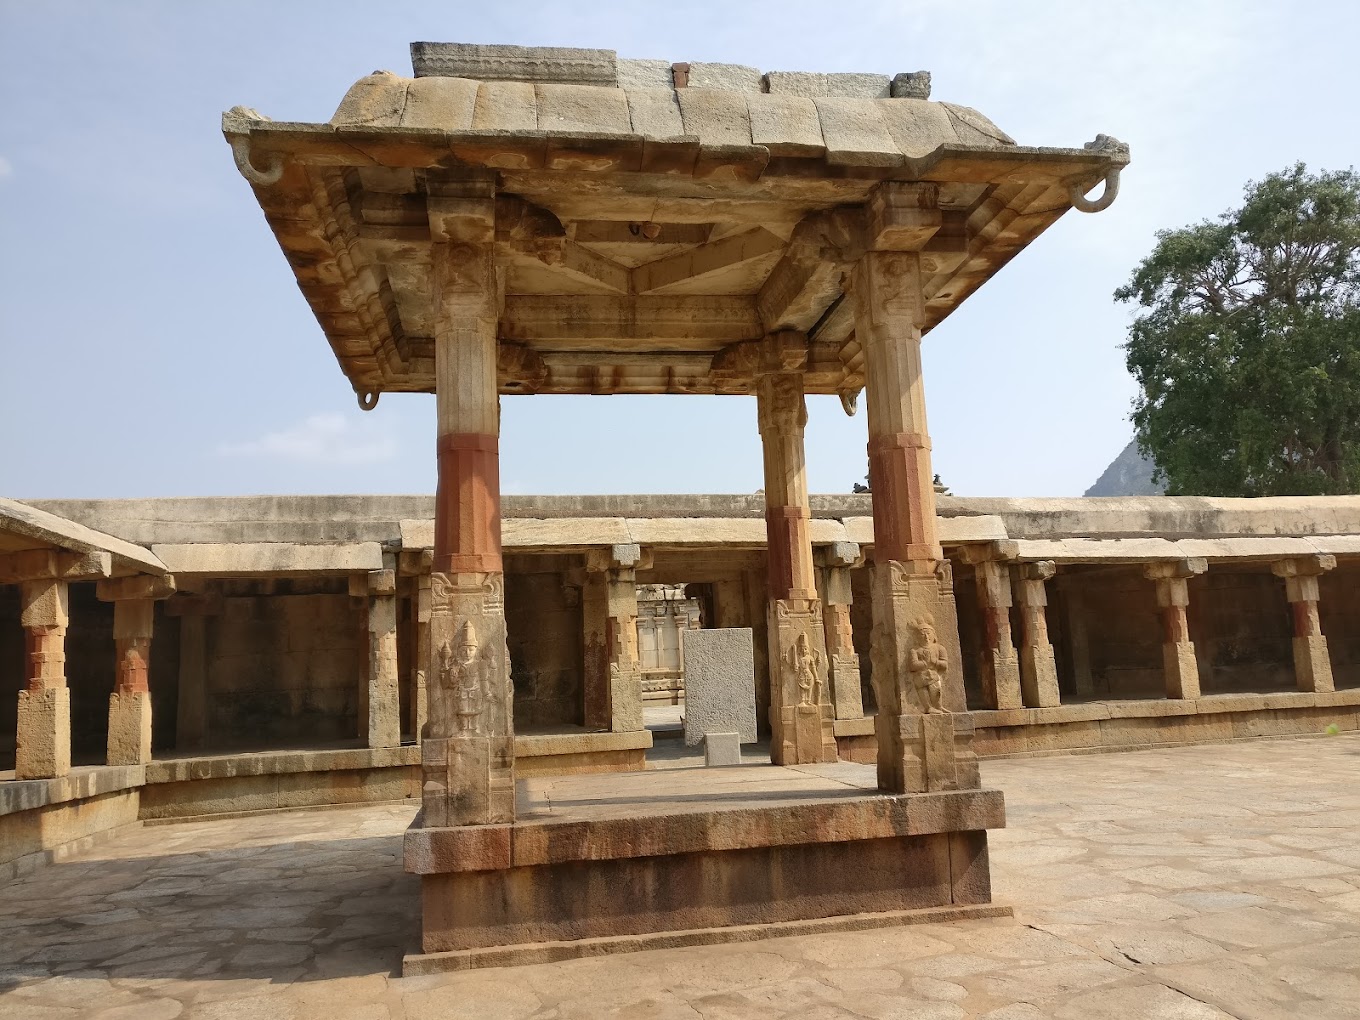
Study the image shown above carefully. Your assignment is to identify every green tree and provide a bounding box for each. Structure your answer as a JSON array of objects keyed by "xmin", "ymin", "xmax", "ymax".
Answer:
[{"xmin": 1118, "ymin": 163, "xmax": 1360, "ymax": 495}]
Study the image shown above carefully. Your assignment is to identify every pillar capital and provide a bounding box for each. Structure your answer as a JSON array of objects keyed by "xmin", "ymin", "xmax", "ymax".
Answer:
[
  {"xmin": 1143, "ymin": 558, "xmax": 1207, "ymax": 581},
  {"xmin": 95, "ymin": 574, "xmax": 176, "ymax": 603},
  {"xmin": 586, "ymin": 544, "xmax": 648, "ymax": 573},
  {"xmin": 817, "ymin": 541, "xmax": 863, "ymax": 570},
  {"xmin": 1272, "ymin": 554, "xmax": 1336, "ymax": 578},
  {"xmin": 956, "ymin": 540, "xmax": 1019, "ymax": 566},
  {"xmin": 863, "ymin": 182, "xmax": 943, "ymax": 252}
]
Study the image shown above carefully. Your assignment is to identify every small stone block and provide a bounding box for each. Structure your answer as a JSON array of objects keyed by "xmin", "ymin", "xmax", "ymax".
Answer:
[{"xmin": 704, "ymin": 732, "xmax": 741, "ymax": 767}]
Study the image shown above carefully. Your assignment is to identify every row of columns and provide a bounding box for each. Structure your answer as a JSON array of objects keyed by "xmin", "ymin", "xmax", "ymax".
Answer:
[
  {"xmin": 968, "ymin": 551, "xmax": 1341, "ymax": 709},
  {"xmin": 9, "ymin": 562, "xmax": 174, "ymax": 781}
]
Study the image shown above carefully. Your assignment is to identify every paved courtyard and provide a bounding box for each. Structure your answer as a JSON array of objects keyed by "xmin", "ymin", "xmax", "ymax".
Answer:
[{"xmin": 3, "ymin": 735, "xmax": 1360, "ymax": 1020}]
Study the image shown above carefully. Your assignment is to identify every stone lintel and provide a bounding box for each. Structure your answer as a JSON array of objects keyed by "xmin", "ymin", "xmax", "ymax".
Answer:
[
  {"xmin": 1271, "ymin": 553, "xmax": 1337, "ymax": 578},
  {"xmin": 0, "ymin": 549, "xmax": 112, "ymax": 583},
  {"xmin": 404, "ymin": 787, "xmax": 1006, "ymax": 874},
  {"xmin": 95, "ymin": 574, "xmax": 176, "ymax": 603}
]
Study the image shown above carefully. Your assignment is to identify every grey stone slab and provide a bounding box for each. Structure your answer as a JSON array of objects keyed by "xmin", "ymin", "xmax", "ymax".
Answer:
[
  {"xmin": 535, "ymin": 83, "xmax": 631, "ymax": 134},
  {"xmin": 682, "ymin": 628, "xmax": 757, "ymax": 747},
  {"xmin": 401, "ymin": 76, "xmax": 479, "ymax": 130},
  {"xmin": 747, "ymin": 92, "xmax": 825, "ymax": 156},
  {"xmin": 826, "ymin": 73, "xmax": 891, "ymax": 99},
  {"xmin": 685, "ymin": 62, "xmax": 763, "ymax": 92},
  {"xmin": 618, "ymin": 59, "xmax": 674, "ymax": 90},
  {"xmin": 891, "ymin": 71, "xmax": 932, "ymax": 99},
  {"xmin": 411, "ymin": 43, "xmax": 618, "ymax": 86},
  {"xmin": 814, "ymin": 97, "xmax": 903, "ymax": 166},
  {"xmin": 626, "ymin": 87, "xmax": 685, "ymax": 138},
  {"xmin": 676, "ymin": 89, "xmax": 754, "ymax": 147},
  {"xmin": 471, "ymin": 81, "xmax": 538, "ymax": 131},
  {"xmin": 876, "ymin": 98, "xmax": 960, "ymax": 159}
]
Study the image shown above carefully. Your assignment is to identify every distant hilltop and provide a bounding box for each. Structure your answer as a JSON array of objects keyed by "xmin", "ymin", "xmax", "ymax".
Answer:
[{"xmin": 1085, "ymin": 439, "xmax": 1165, "ymax": 497}]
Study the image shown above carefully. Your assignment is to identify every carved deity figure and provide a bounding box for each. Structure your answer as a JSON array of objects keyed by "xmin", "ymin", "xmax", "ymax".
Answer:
[
  {"xmin": 906, "ymin": 615, "xmax": 949, "ymax": 715},
  {"xmin": 439, "ymin": 621, "xmax": 485, "ymax": 733},
  {"xmin": 790, "ymin": 631, "xmax": 823, "ymax": 706}
]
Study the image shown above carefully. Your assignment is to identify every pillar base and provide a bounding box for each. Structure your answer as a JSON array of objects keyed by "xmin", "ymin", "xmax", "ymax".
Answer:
[
  {"xmin": 107, "ymin": 690, "xmax": 152, "ymax": 766},
  {"xmin": 875, "ymin": 711, "xmax": 968, "ymax": 793},
  {"xmin": 608, "ymin": 665, "xmax": 644, "ymax": 733},
  {"xmin": 1163, "ymin": 641, "xmax": 1200, "ymax": 699},
  {"xmin": 982, "ymin": 651, "xmax": 1023, "ymax": 711},
  {"xmin": 16, "ymin": 687, "xmax": 71, "ymax": 780},
  {"xmin": 774, "ymin": 703, "xmax": 837, "ymax": 765},
  {"xmin": 829, "ymin": 654, "xmax": 865, "ymax": 720},
  {"xmin": 1019, "ymin": 646, "xmax": 1061, "ymax": 708},
  {"xmin": 422, "ymin": 735, "xmax": 515, "ymax": 828},
  {"xmin": 1293, "ymin": 635, "xmax": 1335, "ymax": 694}
]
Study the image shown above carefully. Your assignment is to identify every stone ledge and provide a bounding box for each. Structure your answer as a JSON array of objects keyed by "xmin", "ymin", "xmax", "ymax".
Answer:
[
  {"xmin": 144, "ymin": 745, "xmax": 419, "ymax": 783},
  {"xmin": 514, "ymin": 730, "xmax": 653, "ymax": 757},
  {"xmin": 972, "ymin": 703, "xmax": 1113, "ymax": 727},
  {"xmin": 405, "ymin": 787, "xmax": 1005, "ymax": 874},
  {"xmin": 402, "ymin": 902, "xmax": 1013, "ymax": 974},
  {"xmin": 0, "ymin": 765, "xmax": 145, "ymax": 818},
  {"xmin": 831, "ymin": 717, "xmax": 875, "ymax": 738}
]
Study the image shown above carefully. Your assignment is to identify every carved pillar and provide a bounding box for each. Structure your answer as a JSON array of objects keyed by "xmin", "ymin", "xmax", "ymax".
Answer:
[
  {"xmin": 585, "ymin": 545, "xmax": 645, "ymax": 732},
  {"xmin": 357, "ymin": 566, "xmax": 401, "ymax": 748},
  {"xmin": 1272, "ymin": 555, "xmax": 1336, "ymax": 693},
  {"xmin": 1055, "ymin": 574, "xmax": 1095, "ymax": 697},
  {"xmin": 853, "ymin": 228, "xmax": 971, "ymax": 795},
  {"xmin": 818, "ymin": 541, "xmax": 864, "ymax": 720},
  {"xmin": 757, "ymin": 331, "xmax": 836, "ymax": 765},
  {"xmin": 423, "ymin": 179, "xmax": 514, "ymax": 827},
  {"xmin": 960, "ymin": 545, "xmax": 1022, "ymax": 710},
  {"xmin": 97, "ymin": 575, "xmax": 176, "ymax": 766},
  {"xmin": 16, "ymin": 578, "xmax": 71, "ymax": 780},
  {"xmin": 165, "ymin": 594, "xmax": 221, "ymax": 752},
  {"xmin": 413, "ymin": 572, "xmax": 431, "ymax": 739},
  {"xmin": 1013, "ymin": 561, "xmax": 1061, "ymax": 708},
  {"xmin": 1144, "ymin": 559, "xmax": 1206, "ymax": 699}
]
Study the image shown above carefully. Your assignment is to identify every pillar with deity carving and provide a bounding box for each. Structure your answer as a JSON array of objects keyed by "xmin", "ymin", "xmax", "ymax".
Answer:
[
  {"xmin": 422, "ymin": 174, "xmax": 514, "ymax": 827},
  {"xmin": 757, "ymin": 331, "xmax": 837, "ymax": 764}
]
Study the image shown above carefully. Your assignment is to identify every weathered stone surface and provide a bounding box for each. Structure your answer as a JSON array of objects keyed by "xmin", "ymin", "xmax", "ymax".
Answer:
[
  {"xmin": 682, "ymin": 628, "xmax": 757, "ymax": 746},
  {"xmin": 764, "ymin": 71, "xmax": 891, "ymax": 98},
  {"xmin": 704, "ymin": 731, "xmax": 742, "ymax": 767},
  {"xmin": 106, "ymin": 691, "xmax": 152, "ymax": 766},
  {"xmin": 685, "ymin": 62, "xmax": 763, "ymax": 91},
  {"xmin": 891, "ymin": 71, "xmax": 932, "ymax": 99},
  {"xmin": 412, "ymin": 42, "xmax": 618, "ymax": 85},
  {"xmin": 617, "ymin": 58, "xmax": 673, "ymax": 89},
  {"xmin": 15, "ymin": 687, "xmax": 71, "ymax": 780},
  {"xmin": 746, "ymin": 92, "xmax": 824, "ymax": 155},
  {"xmin": 152, "ymin": 541, "xmax": 383, "ymax": 575}
]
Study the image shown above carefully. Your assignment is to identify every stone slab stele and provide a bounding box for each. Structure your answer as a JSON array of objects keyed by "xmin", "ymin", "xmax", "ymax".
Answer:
[{"xmin": 681, "ymin": 628, "xmax": 757, "ymax": 747}]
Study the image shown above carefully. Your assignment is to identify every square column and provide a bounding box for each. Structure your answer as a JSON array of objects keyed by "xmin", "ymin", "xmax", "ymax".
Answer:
[
  {"xmin": 423, "ymin": 179, "xmax": 514, "ymax": 828},
  {"xmin": 97, "ymin": 574, "xmax": 176, "ymax": 767},
  {"xmin": 413, "ymin": 572, "xmax": 432, "ymax": 739},
  {"xmin": 352, "ymin": 567, "xmax": 401, "ymax": 748},
  {"xmin": 818, "ymin": 541, "xmax": 864, "ymax": 720},
  {"xmin": 757, "ymin": 331, "xmax": 836, "ymax": 765},
  {"xmin": 584, "ymin": 545, "xmax": 646, "ymax": 733},
  {"xmin": 1013, "ymin": 561, "xmax": 1061, "ymax": 708},
  {"xmin": 16, "ymin": 577, "xmax": 71, "ymax": 780},
  {"xmin": 165, "ymin": 593, "xmax": 221, "ymax": 752},
  {"xmin": 959, "ymin": 545, "xmax": 1022, "ymax": 710},
  {"xmin": 1273, "ymin": 555, "xmax": 1337, "ymax": 693},
  {"xmin": 1143, "ymin": 559, "xmax": 1206, "ymax": 699},
  {"xmin": 852, "ymin": 208, "xmax": 973, "ymax": 795}
]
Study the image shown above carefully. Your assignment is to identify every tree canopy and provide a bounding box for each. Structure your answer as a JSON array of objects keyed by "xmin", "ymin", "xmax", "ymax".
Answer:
[{"xmin": 1118, "ymin": 163, "xmax": 1360, "ymax": 496}]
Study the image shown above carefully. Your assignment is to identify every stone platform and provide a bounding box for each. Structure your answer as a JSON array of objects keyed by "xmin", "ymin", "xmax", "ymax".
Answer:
[{"xmin": 402, "ymin": 761, "xmax": 1007, "ymax": 972}]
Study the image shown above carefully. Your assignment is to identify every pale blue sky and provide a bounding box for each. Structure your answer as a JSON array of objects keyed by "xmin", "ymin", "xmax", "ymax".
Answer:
[{"xmin": 2, "ymin": 1, "xmax": 1355, "ymax": 498}]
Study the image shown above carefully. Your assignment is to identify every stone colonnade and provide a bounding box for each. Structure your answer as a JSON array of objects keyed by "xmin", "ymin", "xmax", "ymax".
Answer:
[{"xmin": 963, "ymin": 551, "xmax": 1343, "ymax": 710}]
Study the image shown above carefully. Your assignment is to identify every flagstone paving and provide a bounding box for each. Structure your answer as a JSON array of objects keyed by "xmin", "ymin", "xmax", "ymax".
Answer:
[{"xmin": 3, "ymin": 734, "xmax": 1360, "ymax": 1019}]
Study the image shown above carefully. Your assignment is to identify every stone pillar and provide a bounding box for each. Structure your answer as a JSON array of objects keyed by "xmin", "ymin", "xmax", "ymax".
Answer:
[
  {"xmin": 1055, "ymin": 574, "xmax": 1096, "ymax": 697},
  {"xmin": 852, "ymin": 201, "xmax": 971, "ymax": 794},
  {"xmin": 1013, "ymin": 561, "xmax": 1061, "ymax": 708},
  {"xmin": 585, "ymin": 545, "xmax": 646, "ymax": 733},
  {"xmin": 97, "ymin": 574, "xmax": 176, "ymax": 767},
  {"xmin": 960, "ymin": 546, "xmax": 1022, "ymax": 710},
  {"xmin": 423, "ymin": 176, "xmax": 514, "ymax": 827},
  {"xmin": 1272, "ymin": 554, "xmax": 1337, "ymax": 693},
  {"xmin": 1143, "ymin": 559, "xmax": 1206, "ymax": 700},
  {"xmin": 354, "ymin": 567, "xmax": 401, "ymax": 748},
  {"xmin": 16, "ymin": 578, "xmax": 71, "ymax": 780},
  {"xmin": 413, "ymin": 572, "xmax": 431, "ymax": 739},
  {"xmin": 757, "ymin": 331, "xmax": 836, "ymax": 765},
  {"xmin": 819, "ymin": 541, "xmax": 864, "ymax": 720},
  {"xmin": 165, "ymin": 594, "xmax": 220, "ymax": 752}
]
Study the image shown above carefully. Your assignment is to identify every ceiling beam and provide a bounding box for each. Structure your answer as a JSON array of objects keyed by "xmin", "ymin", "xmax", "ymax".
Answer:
[{"xmin": 631, "ymin": 228, "xmax": 785, "ymax": 295}]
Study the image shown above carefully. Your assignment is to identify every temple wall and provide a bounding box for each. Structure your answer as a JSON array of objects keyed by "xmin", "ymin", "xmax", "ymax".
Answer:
[
  {"xmin": 1192, "ymin": 569, "xmax": 1293, "ymax": 693},
  {"xmin": 1061, "ymin": 568, "xmax": 1163, "ymax": 699},
  {"xmin": 201, "ymin": 591, "xmax": 363, "ymax": 749},
  {"xmin": 1320, "ymin": 563, "xmax": 1360, "ymax": 689}
]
